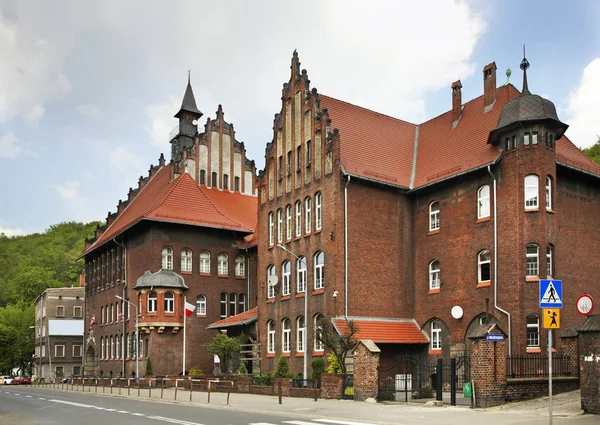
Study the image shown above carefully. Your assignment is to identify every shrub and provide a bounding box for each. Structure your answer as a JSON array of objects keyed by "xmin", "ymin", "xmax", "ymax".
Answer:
[
  {"xmin": 189, "ymin": 368, "xmax": 203, "ymax": 377},
  {"xmin": 145, "ymin": 357, "xmax": 153, "ymax": 377},
  {"xmin": 326, "ymin": 352, "xmax": 342, "ymax": 374},
  {"xmin": 311, "ymin": 357, "xmax": 325, "ymax": 382},
  {"xmin": 273, "ymin": 355, "xmax": 292, "ymax": 378},
  {"xmin": 236, "ymin": 362, "xmax": 248, "ymax": 376}
]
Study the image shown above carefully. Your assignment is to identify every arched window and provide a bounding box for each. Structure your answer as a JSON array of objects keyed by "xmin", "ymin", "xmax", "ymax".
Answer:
[
  {"xmin": 306, "ymin": 140, "xmax": 312, "ymax": 165},
  {"xmin": 100, "ymin": 337, "xmax": 104, "ymax": 359},
  {"xmin": 315, "ymin": 192, "xmax": 323, "ymax": 230},
  {"xmin": 429, "ymin": 201, "xmax": 440, "ymax": 231},
  {"xmin": 196, "ymin": 295, "xmax": 206, "ymax": 316},
  {"xmin": 181, "ymin": 248, "xmax": 192, "ymax": 272},
  {"xmin": 110, "ymin": 303, "xmax": 114, "ymax": 323},
  {"xmin": 164, "ymin": 292, "xmax": 174, "ymax": 313},
  {"xmin": 211, "ymin": 172, "xmax": 218, "ymax": 187},
  {"xmin": 162, "ymin": 246, "xmax": 173, "ymax": 270},
  {"xmin": 429, "ymin": 261, "xmax": 440, "ymax": 290},
  {"xmin": 546, "ymin": 176, "xmax": 553, "ymax": 210},
  {"xmin": 282, "ymin": 261, "xmax": 291, "ymax": 296},
  {"xmin": 239, "ymin": 294, "xmax": 246, "ymax": 313},
  {"xmin": 297, "ymin": 257, "xmax": 307, "ymax": 293},
  {"xmin": 147, "ymin": 292, "xmax": 157, "ymax": 313},
  {"xmin": 235, "ymin": 255, "xmax": 245, "ymax": 277},
  {"xmin": 526, "ymin": 314, "xmax": 540, "ymax": 347},
  {"xmin": 106, "ymin": 337, "xmax": 109, "ymax": 360},
  {"xmin": 138, "ymin": 294, "xmax": 142, "ymax": 315},
  {"xmin": 277, "ymin": 209, "xmax": 283, "ymax": 243},
  {"xmin": 110, "ymin": 336, "xmax": 114, "ymax": 359},
  {"xmin": 525, "ymin": 175, "xmax": 539, "ymax": 210},
  {"xmin": 526, "ymin": 244, "xmax": 539, "ymax": 277},
  {"xmin": 297, "ymin": 316, "xmax": 305, "ymax": 352},
  {"xmin": 234, "ymin": 176, "xmax": 240, "ymax": 191},
  {"xmin": 217, "ymin": 253, "xmax": 228, "ymax": 276},
  {"xmin": 200, "ymin": 169, "xmax": 206, "ymax": 185},
  {"xmin": 285, "ymin": 205, "xmax": 292, "ymax": 240},
  {"xmin": 305, "ymin": 197, "xmax": 312, "ymax": 233},
  {"xmin": 295, "ymin": 201, "xmax": 302, "ymax": 237},
  {"xmin": 124, "ymin": 333, "xmax": 129, "ymax": 358},
  {"xmin": 267, "ymin": 321, "xmax": 275, "ymax": 353},
  {"xmin": 100, "ymin": 306, "xmax": 104, "ymax": 325},
  {"xmin": 430, "ymin": 320, "xmax": 442, "ymax": 350},
  {"xmin": 199, "ymin": 251, "xmax": 210, "ymax": 274},
  {"xmin": 267, "ymin": 265, "xmax": 276, "ymax": 299},
  {"xmin": 116, "ymin": 334, "xmax": 120, "ymax": 359},
  {"xmin": 282, "ymin": 318, "xmax": 291, "ymax": 352},
  {"xmin": 478, "ymin": 250, "xmax": 491, "ymax": 283},
  {"xmin": 229, "ymin": 293, "xmax": 237, "ymax": 316},
  {"xmin": 314, "ymin": 251, "xmax": 324, "ymax": 289},
  {"xmin": 220, "ymin": 293, "xmax": 228, "ymax": 318},
  {"xmin": 314, "ymin": 314, "xmax": 324, "ymax": 351},
  {"xmin": 268, "ymin": 212, "xmax": 274, "ymax": 245},
  {"xmin": 223, "ymin": 174, "xmax": 229, "ymax": 190},
  {"xmin": 477, "ymin": 185, "xmax": 490, "ymax": 219},
  {"xmin": 546, "ymin": 245, "xmax": 554, "ymax": 277}
]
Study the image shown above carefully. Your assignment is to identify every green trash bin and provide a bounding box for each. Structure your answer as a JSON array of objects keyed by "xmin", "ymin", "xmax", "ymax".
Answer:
[{"xmin": 463, "ymin": 382, "xmax": 473, "ymax": 398}]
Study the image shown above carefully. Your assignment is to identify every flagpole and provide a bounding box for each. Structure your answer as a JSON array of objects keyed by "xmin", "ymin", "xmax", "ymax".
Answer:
[{"xmin": 183, "ymin": 296, "xmax": 187, "ymax": 376}]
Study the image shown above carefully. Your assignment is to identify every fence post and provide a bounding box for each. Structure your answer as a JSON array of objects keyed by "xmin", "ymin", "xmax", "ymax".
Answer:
[
  {"xmin": 174, "ymin": 379, "xmax": 178, "ymax": 400},
  {"xmin": 278, "ymin": 380, "xmax": 282, "ymax": 404},
  {"xmin": 207, "ymin": 381, "xmax": 211, "ymax": 404},
  {"xmin": 149, "ymin": 380, "xmax": 152, "ymax": 398},
  {"xmin": 450, "ymin": 358, "xmax": 457, "ymax": 406},
  {"xmin": 189, "ymin": 381, "xmax": 193, "ymax": 402},
  {"xmin": 226, "ymin": 381, "xmax": 233, "ymax": 405},
  {"xmin": 313, "ymin": 379, "xmax": 318, "ymax": 402},
  {"xmin": 137, "ymin": 379, "xmax": 140, "ymax": 397},
  {"xmin": 436, "ymin": 359, "xmax": 443, "ymax": 402}
]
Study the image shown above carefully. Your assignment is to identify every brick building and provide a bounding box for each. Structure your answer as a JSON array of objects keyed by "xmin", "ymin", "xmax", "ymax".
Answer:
[
  {"xmin": 256, "ymin": 52, "xmax": 600, "ymax": 377},
  {"xmin": 82, "ymin": 78, "xmax": 259, "ymax": 377},
  {"xmin": 34, "ymin": 287, "xmax": 85, "ymax": 381}
]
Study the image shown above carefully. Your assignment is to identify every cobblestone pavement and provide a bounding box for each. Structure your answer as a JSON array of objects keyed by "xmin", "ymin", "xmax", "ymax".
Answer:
[{"xmin": 491, "ymin": 390, "xmax": 583, "ymax": 416}]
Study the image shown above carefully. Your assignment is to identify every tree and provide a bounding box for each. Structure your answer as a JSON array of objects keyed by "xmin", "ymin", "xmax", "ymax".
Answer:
[
  {"xmin": 0, "ymin": 303, "xmax": 34, "ymax": 374},
  {"xmin": 203, "ymin": 334, "xmax": 241, "ymax": 374},
  {"xmin": 315, "ymin": 317, "xmax": 359, "ymax": 375},
  {"xmin": 273, "ymin": 355, "xmax": 292, "ymax": 378},
  {"xmin": 582, "ymin": 136, "xmax": 600, "ymax": 166},
  {"xmin": 145, "ymin": 357, "xmax": 153, "ymax": 376}
]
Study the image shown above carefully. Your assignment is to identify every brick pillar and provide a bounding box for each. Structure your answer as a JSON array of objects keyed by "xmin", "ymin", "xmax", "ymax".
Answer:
[
  {"xmin": 235, "ymin": 376, "xmax": 251, "ymax": 393},
  {"xmin": 560, "ymin": 326, "xmax": 579, "ymax": 377},
  {"xmin": 353, "ymin": 340, "xmax": 380, "ymax": 401},
  {"xmin": 320, "ymin": 374, "xmax": 343, "ymax": 399},
  {"xmin": 578, "ymin": 315, "xmax": 600, "ymax": 414},
  {"xmin": 274, "ymin": 378, "xmax": 291, "ymax": 397},
  {"xmin": 468, "ymin": 324, "xmax": 507, "ymax": 407}
]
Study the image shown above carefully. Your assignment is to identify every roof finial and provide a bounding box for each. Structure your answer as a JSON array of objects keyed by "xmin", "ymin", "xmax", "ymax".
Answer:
[
  {"xmin": 188, "ymin": 70, "xmax": 190, "ymax": 85},
  {"xmin": 520, "ymin": 44, "xmax": 530, "ymax": 95}
]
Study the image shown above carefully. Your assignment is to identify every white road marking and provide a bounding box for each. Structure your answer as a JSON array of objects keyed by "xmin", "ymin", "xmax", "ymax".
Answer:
[
  {"xmin": 131, "ymin": 413, "xmax": 146, "ymax": 416},
  {"xmin": 249, "ymin": 423, "xmax": 277, "ymax": 425},
  {"xmin": 315, "ymin": 420, "xmax": 379, "ymax": 425},
  {"xmin": 147, "ymin": 415, "xmax": 205, "ymax": 425},
  {"xmin": 14, "ymin": 393, "xmax": 20, "ymax": 396},
  {"xmin": 25, "ymin": 395, "xmax": 32, "ymax": 398},
  {"xmin": 105, "ymin": 408, "xmax": 117, "ymax": 412},
  {"xmin": 117, "ymin": 410, "xmax": 130, "ymax": 414},
  {"xmin": 38, "ymin": 397, "xmax": 46, "ymax": 400},
  {"xmin": 283, "ymin": 421, "xmax": 322, "ymax": 425},
  {"xmin": 48, "ymin": 399, "xmax": 96, "ymax": 409}
]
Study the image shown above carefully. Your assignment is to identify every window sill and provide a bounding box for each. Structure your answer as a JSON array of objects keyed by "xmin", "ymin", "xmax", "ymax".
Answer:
[
  {"xmin": 282, "ymin": 352, "xmax": 291, "ymax": 357},
  {"xmin": 546, "ymin": 208, "xmax": 555, "ymax": 214},
  {"xmin": 304, "ymin": 233, "xmax": 311, "ymax": 238},
  {"xmin": 295, "ymin": 293, "xmax": 306, "ymax": 299},
  {"xmin": 294, "ymin": 236, "xmax": 302, "ymax": 241},
  {"xmin": 428, "ymin": 288, "xmax": 440, "ymax": 295},
  {"xmin": 428, "ymin": 229, "xmax": 440, "ymax": 236},
  {"xmin": 280, "ymin": 296, "xmax": 291, "ymax": 302},
  {"xmin": 196, "ymin": 314, "xmax": 206, "ymax": 318},
  {"xmin": 295, "ymin": 352, "xmax": 304, "ymax": 357},
  {"xmin": 199, "ymin": 273, "xmax": 211, "ymax": 277},
  {"xmin": 312, "ymin": 289, "xmax": 324, "ymax": 295},
  {"xmin": 266, "ymin": 353, "xmax": 276, "ymax": 358},
  {"xmin": 429, "ymin": 349, "xmax": 442, "ymax": 355},
  {"xmin": 181, "ymin": 271, "xmax": 192, "ymax": 275},
  {"xmin": 314, "ymin": 229, "xmax": 322, "ymax": 235},
  {"xmin": 526, "ymin": 347, "xmax": 541, "ymax": 353},
  {"xmin": 266, "ymin": 299, "xmax": 275, "ymax": 304},
  {"xmin": 525, "ymin": 208, "xmax": 539, "ymax": 213},
  {"xmin": 476, "ymin": 281, "xmax": 491, "ymax": 288},
  {"xmin": 526, "ymin": 276, "xmax": 540, "ymax": 282},
  {"xmin": 312, "ymin": 351, "xmax": 325, "ymax": 357},
  {"xmin": 476, "ymin": 216, "xmax": 490, "ymax": 224},
  {"xmin": 268, "ymin": 244, "xmax": 274, "ymax": 249},
  {"xmin": 217, "ymin": 274, "xmax": 229, "ymax": 278}
]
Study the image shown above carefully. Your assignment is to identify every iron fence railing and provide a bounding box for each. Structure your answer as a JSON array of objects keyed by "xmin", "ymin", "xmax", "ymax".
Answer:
[
  {"xmin": 507, "ymin": 355, "xmax": 575, "ymax": 378},
  {"xmin": 251, "ymin": 376, "xmax": 274, "ymax": 386},
  {"xmin": 291, "ymin": 378, "xmax": 318, "ymax": 388}
]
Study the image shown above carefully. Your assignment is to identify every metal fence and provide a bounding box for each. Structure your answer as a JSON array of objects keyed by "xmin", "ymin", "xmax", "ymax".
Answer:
[
  {"xmin": 251, "ymin": 376, "xmax": 274, "ymax": 386},
  {"xmin": 291, "ymin": 378, "xmax": 317, "ymax": 388},
  {"xmin": 507, "ymin": 355, "xmax": 575, "ymax": 378}
]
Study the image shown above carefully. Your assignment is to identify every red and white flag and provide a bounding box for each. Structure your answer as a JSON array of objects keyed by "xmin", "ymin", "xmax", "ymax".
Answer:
[{"xmin": 185, "ymin": 300, "xmax": 196, "ymax": 317}]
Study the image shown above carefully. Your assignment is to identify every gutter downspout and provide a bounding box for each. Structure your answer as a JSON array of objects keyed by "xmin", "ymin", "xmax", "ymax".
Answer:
[
  {"xmin": 344, "ymin": 175, "xmax": 350, "ymax": 318},
  {"xmin": 487, "ymin": 165, "xmax": 511, "ymax": 356}
]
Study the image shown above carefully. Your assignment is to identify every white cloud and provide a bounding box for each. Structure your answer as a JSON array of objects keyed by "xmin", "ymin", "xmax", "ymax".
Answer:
[
  {"xmin": 0, "ymin": 132, "xmax": 22, "ymax": 159},
  {"xmin": 77, "ymin": 104, "xmax": 101, "ymax": 117},
  {"xmin": 565, "ymin": 58, "xmax": 600, "ymax": 149},
  {"xmin": 51, "ymin": 181, "xmax": 80, "ymax": 201},
  {"xmin": 109, "ymin": 146, "xmax": 145, "ymax": 179},
  {"xmin": 0, "ymin": 226, "xmax": 25, "ymax": 237},
  {"xmin": 49, "ymin": 180, "xmax": 101, "ymax": 223},
  {"xmin": 145, "ymin": 97, "xmax": 180, "ymax": 148}
]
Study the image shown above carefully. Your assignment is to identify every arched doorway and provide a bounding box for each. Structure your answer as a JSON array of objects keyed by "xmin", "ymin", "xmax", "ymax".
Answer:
[{"xmin": 84, "ymin": 345, "xmax": 97, "ymax": 376}]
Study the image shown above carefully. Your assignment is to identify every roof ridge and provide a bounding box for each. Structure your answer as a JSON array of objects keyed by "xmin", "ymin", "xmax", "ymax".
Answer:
[{"xmin": 320, "ymin": 94, "xmax": 417, "ymax": 126}]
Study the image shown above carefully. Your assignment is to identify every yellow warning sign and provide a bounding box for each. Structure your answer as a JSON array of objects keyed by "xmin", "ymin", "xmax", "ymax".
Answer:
[{"xmin": 544, "ymin": 308, "xmax": 560, "ymax": 329}]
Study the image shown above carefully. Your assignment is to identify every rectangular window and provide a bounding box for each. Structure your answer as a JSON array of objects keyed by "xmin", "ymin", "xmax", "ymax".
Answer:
[
  {"xmin": 277, "ymin": 209, "xmax": 283, "ymax": 243},
  {"xmin": 267, "ymin": 323, "xmax": 275, "ymax": 353},
  {"xmin": 73, "ymin": 345, "xmax": 82, "ymax": 357},
  {"xmin": 526, "ymin": 245, "xmax": 539, "ymax": 276},
  {"xmin": 315, "ymin": 193, "xmax": 322, "ymax": 230},
  {"xmin": 295, "ymin": 202, "xmax": 302, "ymax": 237},
  {"xmin": 74, "ymin": 366, "xmax": 81, "ymax": 376},
  {"xmin": 220, "ymin": 293, "xmax": 227, "ymax": 318},
  {"xmin": 296, "ymin": 146, "xmax": 302, "ymax": 171},
  {"xmin": 532, "ymin": 132, "xmax": 538, "ymax": 145},
  {"xmin": 546, "ymin": 246, "xmax": 553, "ymax": 277},
  {"xmin": 286, "ymin": 151, "xmax": 292, "ymax": 175},
  {"xmin": 56, "ymin": 306, "xmax": 65, "ymax": 317},
  {"xmin": 305, "ymin": 197, "xmax": 312, "ymax": 234},
  {"xmin": 73, "ymin": 306, "xmax": 82, "ymax": 318},
  {"xmin": 268, "ymin": 212, "xmax": 274, "ymax": 246},
  {"xmin": 297, "ymin": 259, "xmax": 307, "ymax": 293},
  {"xmin": 229, "ymin": 294, "xmax": 236, "ymax": 317},
  {"xmin": 278, "ymin": 156, "xmax": 283, "ymax": 180},
  {"xmin": 526, "ymin": 316, "xmax": 540, "ymax": 347},
  {"xmin": 524, "ymin": 132, "xmax": 530, "ymax": 146},
  {"xmin": 55, "ymin": 344, "xmax": 65, "ymax": 357},
  {"xmin": 306, "ymin": 140, "xmax": 312, "ymax": 166},
  {"xmin": 286, "ymin": 206, "xmax": 292, "ymax": 240}
]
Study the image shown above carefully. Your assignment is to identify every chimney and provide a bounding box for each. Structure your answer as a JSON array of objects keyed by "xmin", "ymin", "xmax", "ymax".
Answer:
[
  {"xmin": 451, "ymin": 80, "xmax": 462, "ymax": 123},
  {"xmin": 483, "ymin": 62, "xmax": 497, "ymax": 108}
]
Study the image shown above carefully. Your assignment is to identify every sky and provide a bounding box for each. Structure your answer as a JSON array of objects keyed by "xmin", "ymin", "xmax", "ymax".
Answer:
[{"xmin": 1, "ymin": 0, "xmax": 600, "ymax": 236}]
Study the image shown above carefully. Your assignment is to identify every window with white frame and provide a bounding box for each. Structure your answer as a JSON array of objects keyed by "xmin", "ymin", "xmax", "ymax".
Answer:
[
  {"xmin": 524, "ymin": 175, "xmax": 539, "ymax": 210},
  {"xmin": 164, "ymin": 292, "xmax": 174, "ymax": 313},
  {"xmin": 314, "ymin": 314, "xmax": 324, "ymax": 351},
  {"xmin": 116, "ymin": 302, "xmax": 120, "ymax": 321},
  {"xmin": 282, "ymin": 261, "xmax": 291, "ymax": 296},
  {"xmin": 429, "ymin": 260, "xmax": 440, "ymax": 290},
  {"xmin": 217, "ymin": 253, "xmax": 228, "ymax": 275},
  {"xmin": 546, "ymin": 176, "xmax": 552, "ymax": 210},
  {"xmin": 305, "ymin": 197, "xmax": 312, "ymax": 233},
  {"xmin": 267, "ymin": 266, "xmax": 276, "ymax": 299},
  {"xmin": 196, "ymin": 295, "xmax": 206, "ymax": 315},
  {"xmin": 229, "ymin": 293, "xmax": 237, "ymax": 316},
  {"xmin": 478, "ymin": 250, "xmax": 491, "ymax": 282},
  {"xmin": 239, "ymin": 294, "xmax": 246, "ymax": 313},
  {"xmin": 297, "ymin": 257, "xmax": 307, "ymax": 293},
  {"xmin": 147, "ymin": 292, "xmax": 157, "ymax": 313},
  {"xmin": 477, "ymin": 185, "xmax": 490, "ymax": 219},
  {"xmin": 267, "ymin": 321, "xmax": 275, "ymax": 353},
  {"xmin": 235, "ymin": 255, "xmax": 245, "ymax": 277},
  {"xmin": 268, "ymin": 212, "xmax": 274, "ymax": 245},
  {"xmin": 526, "ymin": 314, "xmax": 540, "ymax": 347},
  {"xmin": 100, "ymin": 337, "xmax": 104, "ymax": 359},
  {"xmin": 282, "ymin": 318, "xmax": 291, "ymax": 352},
  {"xmin": 181, "ymin": 248, "xmax": 192, "ymax": 272},
  {"xmin": 430, "ymin": 320, "xmax": 442, "ymax": 350},
  {"xmin": 162, "ymin": 246, "xmax": 173, "ymax": 270},
  {"xmin": 526, "ymin": 244, "xmax": 539, "ymax": 276},
  {"xmin": 429, "ymin": 201, "xmax": 440, "ymax": 231},
  {"xmin": 116, "ymin": 334, "xmax": 120, "ymax": 358},
  {"xmin": 297, "ymin": 316, "xmax": 305, "ymax": 352},
  {"xmin": 199, "ymin": 251, "xmax": 210, "ymax": 274},
  {"xmin": 220, "ymin": 293, "xmax": 228, "ymax": 318},
  {"xmin": 286, "ymin": 205, "xmax": 292, "ymax": 240},
  {"xmin": 110, "ymin": 337, "xmax": 114, "ymax": 358},
  {"xmin": 315, "ymin": 192, "xmax": 322, "ymax": 230},
  {"xmin": 100, "ymin": 306, "xmax": 104, "ymax": 325},
  {"xmin": 546, "ymin": 245, "xmax": 553, "ymax": 277},
  {"xmin": 74, "ymin": 345, "xmax": 83, "ymax": 357},
  {"xmin": 277, "ymin": 208, "xmax": 283, "ymax": 243},
  {"xmin": 314, "ymin": 251, "xmax": 324, "ymax": 289},
  {"xmin": 55, "ymin": 344, "xmax": 65, "ymax": 358},
  {"xmin": 295, "ymin": 201, "xmax": 302, "ymax": 237}
]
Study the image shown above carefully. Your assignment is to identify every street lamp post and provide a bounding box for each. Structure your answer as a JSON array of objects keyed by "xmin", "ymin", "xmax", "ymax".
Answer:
[
  {"xmin": 115, "ymin": 296, "xmax": 138, "ymax": 381},
  {"xmin": 276, "ymin": 244, "xmax": 308, "ymax": 381}
]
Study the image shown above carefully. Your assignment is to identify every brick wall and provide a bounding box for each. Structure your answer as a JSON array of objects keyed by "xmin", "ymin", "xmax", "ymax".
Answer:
[
  {"xmin": 505, "ymin": 378, "xmax": 579, "ymax": 402},
  {"xmin": 353, "ymin": 342, "xmax": 379, "ymax": 401},
  {"xmin": 320, "ymin": 373, "xmax": 343, "ymax": 399},
  {"xmin": 579, "ymin": 330, "xmax": 600, "ymax": 414}
]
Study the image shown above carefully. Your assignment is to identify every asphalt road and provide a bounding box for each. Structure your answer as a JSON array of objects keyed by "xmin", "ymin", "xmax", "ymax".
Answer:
[{"xmin": 0, "ymin": 386, "xmax": 375, "ymax": 425}]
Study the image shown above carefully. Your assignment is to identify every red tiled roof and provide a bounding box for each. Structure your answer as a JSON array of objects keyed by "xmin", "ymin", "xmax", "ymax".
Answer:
[
  {"xmin": 84, "ymin": 166, "xmax": 257, "ymax": 255},
  {"xmin": 556, "ymin": 134, "xmax": 600, "ymax": 176},
  {"xmin": 333, "ymin": 318, "xmax": 428, "ymax": 344},
  {"xmin": 206, "ymin": 307, "xmax": 258, "ymax": 329}
]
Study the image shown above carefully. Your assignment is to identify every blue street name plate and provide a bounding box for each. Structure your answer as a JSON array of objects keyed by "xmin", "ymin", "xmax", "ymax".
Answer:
[{"xmin": 486, "ymin": 334, "xmax": 504, "ymax": 342}]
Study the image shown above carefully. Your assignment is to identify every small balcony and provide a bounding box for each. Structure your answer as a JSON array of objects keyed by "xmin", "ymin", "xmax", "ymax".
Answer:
[{"xmin": 169, "ymin": 123, "xmax": 197, "ymax": 142}]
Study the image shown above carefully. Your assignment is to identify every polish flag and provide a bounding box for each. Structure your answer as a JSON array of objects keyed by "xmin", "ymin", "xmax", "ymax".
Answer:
[{"xmin": 185, "ymin": 301, "xmax": 196, "ymax": 317}]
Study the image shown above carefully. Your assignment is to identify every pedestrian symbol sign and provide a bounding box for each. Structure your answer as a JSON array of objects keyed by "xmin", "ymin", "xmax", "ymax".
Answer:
[
  {"xmin": 543, "ymin": 308, "xmax": 560, "ymax": 329},
  {"xmin": 539, "ymin": 279, "xmax": 562, "ymax": 308}
]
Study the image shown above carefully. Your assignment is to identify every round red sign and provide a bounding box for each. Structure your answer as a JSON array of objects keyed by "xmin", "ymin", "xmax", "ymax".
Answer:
[{"xmin": 576, "ymin": 294, "xmax": 594, "ymax": 316}]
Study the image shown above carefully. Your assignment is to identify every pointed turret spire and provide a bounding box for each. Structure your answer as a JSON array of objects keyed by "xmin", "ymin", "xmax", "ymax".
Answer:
[
  {"xmin": 174, "ymin": 72, "xmax": 203, "ymax": 119},
  {"xmin": 520, "ymin": 45, "xmax": 530, "ymax": 95}
]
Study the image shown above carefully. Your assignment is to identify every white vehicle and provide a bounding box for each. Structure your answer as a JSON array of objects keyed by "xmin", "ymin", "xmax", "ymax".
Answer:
[{"xmin": 1, "ymin": 376, "xmax": 13, "ymax": 385}]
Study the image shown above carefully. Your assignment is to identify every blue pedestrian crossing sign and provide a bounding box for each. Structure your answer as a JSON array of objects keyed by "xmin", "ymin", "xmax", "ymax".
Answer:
[{"xmin": 540, "ymin": 279, "xmax": 563, "ymax": 308}]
